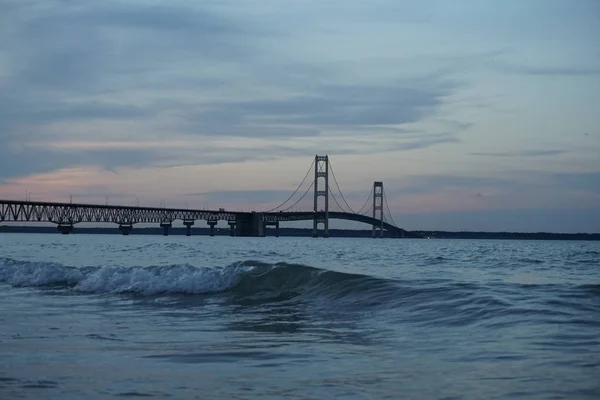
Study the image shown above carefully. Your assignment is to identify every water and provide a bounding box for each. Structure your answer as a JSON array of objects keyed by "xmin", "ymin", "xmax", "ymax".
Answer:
[{"xmin": 1, "ymin": 234, "xmax": 599, "ymax": 399}]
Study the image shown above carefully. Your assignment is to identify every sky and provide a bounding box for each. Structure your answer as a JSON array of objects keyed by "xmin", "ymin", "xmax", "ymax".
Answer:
[{"xmin": 0, "ymin": 0, "xmax": 599, "ymax": 233}]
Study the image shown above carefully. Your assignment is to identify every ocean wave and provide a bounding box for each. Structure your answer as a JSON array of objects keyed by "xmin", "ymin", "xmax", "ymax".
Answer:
[
  {"xmin": 0, "ymin": 257, "xmax": 404, "ymax": 312},
  {"xmin": 0, "ymin": 258, "xmax": 249, "ymax": 295},
  {"xmin": 1, "ymin": 257, "xmax": 597, "ymax": 326},
  {"xmin": 0, "ymin": 257, "xmax": 393, "ymax": 297},
  {"xmin": 230, "ymin": 262, "xmax": 401, "ymax": 307}
]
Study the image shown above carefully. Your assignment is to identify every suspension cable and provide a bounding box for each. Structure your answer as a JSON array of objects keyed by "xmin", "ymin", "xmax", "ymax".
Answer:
[
  {"xmin": 363, "ymin": 203, "xmax": 374, "ymax": 217},
  {"xmin": 356, "ymin": 185, "xmax": 374, "ymax": 215},
  {"xmin": 265, "ymin": 159, "xmax": 315, "ymax": 212},
  {"xmin": 383, "ymin": 188, "xmax": 398, "ymax": 227},
  {"xmin": 279, "ymin": 181, "xmax": 314, "ymax": 212},
  {"xmin": 328, "ymin": 160, "xmax": 356, "ymax": 213},
  {"xmin": 328, "ymin": 187, "xmax": 346, "ymax": 213}
]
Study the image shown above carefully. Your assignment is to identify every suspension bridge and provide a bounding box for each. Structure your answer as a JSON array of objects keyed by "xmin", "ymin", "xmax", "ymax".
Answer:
[{"xmin": 0, "ymin": 155, "xmax": 412, "ymax": 238}]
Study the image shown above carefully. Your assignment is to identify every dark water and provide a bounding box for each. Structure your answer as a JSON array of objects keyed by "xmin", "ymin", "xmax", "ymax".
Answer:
[{"xmin": 1, "ymin": 234, "xmax": 599, "ymax": 399}]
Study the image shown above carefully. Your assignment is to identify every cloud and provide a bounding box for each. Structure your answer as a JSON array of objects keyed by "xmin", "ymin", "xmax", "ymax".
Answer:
[
  {"xmin": 0, "ymin": 1, "xmax": 252, "ymax": 147},
  {"xmin": 0, "ymin": 0, "xmax": 473, "ymax": 182},
  {"xmin": 0, "ymin": 146, "xmax": 175, "ymax": 180},
  {"xmin": 83, "ymin": 3, "xmax": 240, "ymax": 33},
  {"xmin": 385, "ymin": 170, "xmax": 600, "ymax": 201},
  {"xmin": 391, "ymin": 175, "xmax": 511, "ymax": 196},
  {"xmin": 172, "ymin": 78, "xmax": 461, "ymax": 140},
  {"xmin": 0, "ymin": 1, "xmax": 262, "ymax": 116},
  {"xmin": 469, "ymin": 150, "xmax": 568, "ymax": 157},
  {"xmin": 493, "ymin": 63, "xmax": 600, "ymax": 77},
  {"xmin": 0, "ymin": 101, "xmax": 150, "ymax": 135},
  {"xmin": 0, "ymin": 122, "xmax": 462, "ymax": 180},
  {"xmin": 221, "ymin": 81, "xmax": 458, "ymax": 127},
  {"xmin": 11, "ymin": 0, "xmax": 570, "ymax": 211},
  {"xmin": 389, "ymin": 133, "xmax": 459, "ymax": 151}
]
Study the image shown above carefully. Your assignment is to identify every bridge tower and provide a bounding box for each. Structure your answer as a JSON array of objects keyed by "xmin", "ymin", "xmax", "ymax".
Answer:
[
  {"xmin": 373, "ymin": 181, "xmax": 384, "ymax": 238},
  {"xmin": 313, "ymin": 155, "xmax": 329, "ymax": 238}
]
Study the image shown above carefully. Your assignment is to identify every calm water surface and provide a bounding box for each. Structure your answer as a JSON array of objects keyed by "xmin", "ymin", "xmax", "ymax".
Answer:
[{"xmin": 1, "ymin": 233, "xmax": 599, "ymax": 399}]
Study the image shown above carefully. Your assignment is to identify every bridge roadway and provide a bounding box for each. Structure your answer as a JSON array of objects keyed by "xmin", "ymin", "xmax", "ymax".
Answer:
[{"xmin": 0, "ymin": 200, "xmax": 408, "ymax": 237}]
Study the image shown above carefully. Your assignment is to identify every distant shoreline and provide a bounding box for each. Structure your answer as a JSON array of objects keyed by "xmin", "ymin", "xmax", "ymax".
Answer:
[{"xmin": 1, "ymin": 226, "xmax": 598, "ymax": 240}]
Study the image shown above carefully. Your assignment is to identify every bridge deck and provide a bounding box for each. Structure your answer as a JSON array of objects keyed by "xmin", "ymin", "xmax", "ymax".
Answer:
[{"xmin": 0, "ymin": 200, "xmax": 409, "ymax": 237}]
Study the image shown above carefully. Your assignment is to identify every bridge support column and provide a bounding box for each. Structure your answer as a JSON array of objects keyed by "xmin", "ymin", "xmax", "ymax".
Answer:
[
  {"xmin": 228, "ymin": 221, "xmax": 236, "ymax": 237},
  {"xmin": 235, "ymin": 212, "xmax": 264, "ymax": 237},
  {"xmin": 207, "ymin": 221, "xmax": 217, "ymax": 236},
  {"xmin": 264, "ymin": 221, "xmax": 280, "ymax": 237},
  {"xmin": 119, "ymin": 223, "xmax": 133, "ymax": 236},
  {"xmin": 160, "ymin": 222, "xmax": 171, "ymax": 236},
  {"xmin": 313, "ymin": 155, "xmax": 329, "ymax": 238},
  {"xmin": 372, "ymin": 181, "xmax": 384, "ymax": 239},
  {"xmin": 183, "ymin": 220, "xmax": 194, "ymax": 236},
  {"xmin": 57, "ymin": 224, "xmax": 73, "ymax": 235}
]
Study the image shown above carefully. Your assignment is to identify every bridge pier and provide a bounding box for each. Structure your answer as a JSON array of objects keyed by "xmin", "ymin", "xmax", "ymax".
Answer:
[
  {"xmin": 160, "ymin": 222, "xmax": 171, "ymax": 236},
  {"xmin": 312, "ymin": 231, "xmax": 329, "ymax": 238},
  {"xmin": 119, "ymin": 223, "xmax": 133, "ymax": 235},
  {"xmin": 228, "ymin": 221, "xmax": 236, "ymax": 237},
  {"xmin": 207, "ymin": 221, "xmax": 217, "ymax": 236},
  {"xmin": 372, "ymin": 228, "xmax": 384, "ymax": 238},
  {"xmin": 312, "ymin": 212, "xmax": 329, "ymax": 238},
  {"xmin": 263, "ymin": 221, "xmax": 279, "ymax": 237},
  {"xmin": 235, "ymin": 212, "xmax": 264, "ymax": 237},
  {"xmin": 57, "ymin": 224, "xmax": 73, "ymax": 235},
  {"xmin": 312, "ymin": 217, "xmax": 329, "ymax": 238},
  {"xmin": 183, "ymin": 220, "xmax": 194, "ymax": 236}
]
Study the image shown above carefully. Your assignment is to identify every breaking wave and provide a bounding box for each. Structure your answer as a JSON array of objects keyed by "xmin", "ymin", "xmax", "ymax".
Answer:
[
  {"xmin": 0, "ymin": 258, "xmax": 258, "ymax": 295},
  {"xmin": 0, "ymin": 258, "xmax": 398, "ymax": 303},
  {"xmin": 1, "ymin": 257, "xmax": 597, "ymax": 325}
]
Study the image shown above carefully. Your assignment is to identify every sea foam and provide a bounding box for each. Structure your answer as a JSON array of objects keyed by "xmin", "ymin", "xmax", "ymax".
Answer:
[{"xmin": 0, "ymin": 258, "xmax": 254, "ymax": 295}]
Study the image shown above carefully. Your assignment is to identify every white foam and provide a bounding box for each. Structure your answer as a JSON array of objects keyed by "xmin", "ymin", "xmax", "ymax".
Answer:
[
  {"xmin": 0, "ymin": 258, "xmax": 84, "ymax": 287},
  {"xmin": 0, "ymin": 258, "xmax": 255, "ymax": 295}
]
